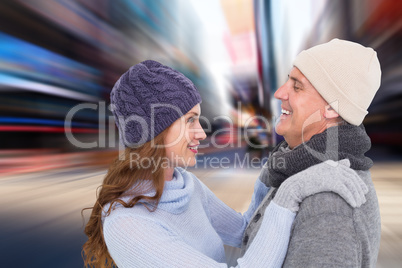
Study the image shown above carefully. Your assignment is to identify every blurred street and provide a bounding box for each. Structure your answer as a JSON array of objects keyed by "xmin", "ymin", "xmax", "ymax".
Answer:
[
  {"xmin": 0, "ymin": 152, "xmax": 401, "ymax": 267},
  {"xmin": 1, "ymin": 0, "xmax": 402, "ymax": 267}
]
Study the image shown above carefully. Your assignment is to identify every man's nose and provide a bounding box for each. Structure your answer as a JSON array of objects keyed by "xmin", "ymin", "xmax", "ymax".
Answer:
[{"xmin": 274, "ymin": 83, "xmax": 288, "ymax": 100}]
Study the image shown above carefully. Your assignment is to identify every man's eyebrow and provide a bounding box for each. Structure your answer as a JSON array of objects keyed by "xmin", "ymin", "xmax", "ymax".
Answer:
[{"xmin": 288, "ymin": 75, "xmax": 304, "ymax": 86}]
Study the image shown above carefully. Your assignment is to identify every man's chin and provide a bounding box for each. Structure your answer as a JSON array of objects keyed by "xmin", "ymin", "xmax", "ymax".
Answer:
[{"xmin": 274, "ymin": 124, "xmax": 286, "ymax": 136}]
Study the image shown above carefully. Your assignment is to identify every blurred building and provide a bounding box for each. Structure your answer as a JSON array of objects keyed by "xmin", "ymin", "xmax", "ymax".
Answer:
[
  {"xmin": 254, "ymin": 0, "xmax": 402, "ymax": 154},
  {"xmin": 1, "ymin": 0, "xmax": 401, "ymax": 175},
  {"xmin": 0, "ymin": 0, "xmax": 232, "ymax": 174}
]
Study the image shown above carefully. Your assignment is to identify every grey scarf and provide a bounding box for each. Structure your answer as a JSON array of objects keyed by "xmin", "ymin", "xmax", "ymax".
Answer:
[{"xmin": 265, "ymin": 124, "xmax": 373, "ymax": 188}]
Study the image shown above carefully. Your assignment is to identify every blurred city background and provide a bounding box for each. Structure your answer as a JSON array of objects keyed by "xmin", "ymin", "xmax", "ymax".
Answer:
[{"xmin": 0, "ymin": 0, "xmax": 401, "ymax": 267}]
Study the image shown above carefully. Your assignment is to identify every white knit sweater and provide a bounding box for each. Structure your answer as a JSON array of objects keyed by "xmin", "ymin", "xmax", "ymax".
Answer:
[{"xmin": 103, "ymin": 167, "xmax": 295, "ymax": 267}]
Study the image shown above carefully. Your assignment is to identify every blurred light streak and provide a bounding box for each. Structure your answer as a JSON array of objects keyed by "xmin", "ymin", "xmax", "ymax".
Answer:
[
  {"xmin": 0, "ymin": 73, "xmax": 100, "ymax": 102},
  {"xmin": 369, "ymin": 132, "xmax": 402, "ymax": 146},
  {"xmin": 0, "ymin": 149, "xmax": 116, "ymax": 175},
  {"xmin": 17, "ymin": 0, "xmax": 127, "ymax": 53},
  {"xmin": 0, "ymin": 117, "xmax": 97, "ymax": 128},
  {"xmin": 270, "ymin": 0, "xmax": 329, "ymax": 88},
  {"xmin": 220, "ymin": 0, "xmax": 257, "ymax": 70},
  {"xmin": 359, "ymin": 0, "xmax": 402, "ymax": 36},
  {"xmin": 0, "ymin": 32, "xmax": 104, "ymax": 98},
  {"xmin": 221, "ymin": 0, "xmax": 255, "ymax": 35},
  {"xmin": 189, "ymin": 0, "xmax": 232, "ymax": 119},
  {"xmin": 0, "ymin": 96, "xmax": 93, "ymax": 120},
  {"xmin": 0, "ymin": 126, "xmax": 100, "ymax": 133},
  {"xmin": 219, "ymin": 0, "xmax": 264, "ymax": 148}
]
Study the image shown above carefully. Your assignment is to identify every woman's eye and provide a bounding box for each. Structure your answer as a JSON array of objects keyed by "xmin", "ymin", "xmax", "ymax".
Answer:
[{"xmin": 187, "ymin": 117, "xmax": 195, "ymax": 123}]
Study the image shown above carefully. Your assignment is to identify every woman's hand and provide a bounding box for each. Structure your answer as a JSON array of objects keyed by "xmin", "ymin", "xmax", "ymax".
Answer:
[{"xmin": 273, "ymin": 159, "xmax": 368, "ymax": 212}]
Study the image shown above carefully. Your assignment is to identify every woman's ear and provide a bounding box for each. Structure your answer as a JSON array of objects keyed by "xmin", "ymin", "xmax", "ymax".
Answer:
[{"xmin": 324, "ymin": 105, "xmax": 339, "ymax": 119}]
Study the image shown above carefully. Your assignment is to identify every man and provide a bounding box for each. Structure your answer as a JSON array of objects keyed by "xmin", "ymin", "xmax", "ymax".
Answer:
[{"xmin": 241, "ymin": 39, "xmax": 381, "ymax": 267}]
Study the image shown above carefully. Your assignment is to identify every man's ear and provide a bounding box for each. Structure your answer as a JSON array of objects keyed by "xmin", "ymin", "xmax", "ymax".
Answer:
[{"xmin": 324, "ymin": 105, "xmax": 339, "ymax": 119}]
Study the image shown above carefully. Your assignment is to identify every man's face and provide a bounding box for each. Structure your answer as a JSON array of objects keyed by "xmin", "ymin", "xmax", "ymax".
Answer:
[{"xmin": 274, "ymin": 67, "xmax": 330, "ymax": 148}]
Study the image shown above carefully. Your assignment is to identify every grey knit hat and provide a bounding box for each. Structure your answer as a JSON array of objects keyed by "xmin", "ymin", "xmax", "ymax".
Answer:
[
  {"xmin": 293, "ymin": 38, "xmax": 381, "ymax": 126},
  {"xmin": 110, "ymin": 60, "xmax": 202, "ymax": 147}
]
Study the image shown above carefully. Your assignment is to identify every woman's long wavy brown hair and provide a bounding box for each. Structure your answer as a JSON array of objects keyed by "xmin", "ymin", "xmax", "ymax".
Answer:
[{"xmin": 82, "ymin": 129, "xmax": 169, "ymax": 268}]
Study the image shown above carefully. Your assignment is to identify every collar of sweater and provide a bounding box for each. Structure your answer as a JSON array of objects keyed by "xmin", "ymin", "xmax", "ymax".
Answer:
[
  {"xmin": 156, "ymin": 167, "xmax": 195, "ymax": 214},
  {"xmin": 104, "ymin": 168, "xmax": 195, "ymax": 217},
  {"xmin": 124, "ymin": 167, "xmax": 195, "ymax": 214}
]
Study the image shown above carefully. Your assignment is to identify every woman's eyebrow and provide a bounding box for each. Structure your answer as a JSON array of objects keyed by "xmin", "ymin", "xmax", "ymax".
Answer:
[{"xmin": 187, "ymin": 112, "xmax": 199, "ymax": 116}]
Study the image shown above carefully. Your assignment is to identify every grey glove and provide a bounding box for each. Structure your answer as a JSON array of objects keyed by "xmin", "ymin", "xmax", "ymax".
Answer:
[{"xmin": 273, "ymin": 159, "xmax": 369, "ymax": 212}]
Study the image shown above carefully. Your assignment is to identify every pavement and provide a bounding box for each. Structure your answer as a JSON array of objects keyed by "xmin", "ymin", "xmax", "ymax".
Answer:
[{"xmin": 0, "ymin": 160, "xmax": 401, "ymax": 267}]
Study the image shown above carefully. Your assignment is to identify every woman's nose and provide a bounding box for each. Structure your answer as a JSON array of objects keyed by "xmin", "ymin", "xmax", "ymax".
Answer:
[{"xmin": 194, "ymin": 123, "xmax": 207, "ymax": 141}]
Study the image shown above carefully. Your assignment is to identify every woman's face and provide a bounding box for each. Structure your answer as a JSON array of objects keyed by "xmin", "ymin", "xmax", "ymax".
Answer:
[{"xmin": 165, "ymin": 104, "xmax": 206, "ymax": 168}]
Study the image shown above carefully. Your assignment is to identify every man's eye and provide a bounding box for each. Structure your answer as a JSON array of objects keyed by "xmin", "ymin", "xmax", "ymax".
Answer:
[
  {"xmin": 187, "ymin": 117, "xmax": 195, "ymax": 123},
  {"xmin": 294, "ymin": 86, "xmax": 300, "ymax": 91}
]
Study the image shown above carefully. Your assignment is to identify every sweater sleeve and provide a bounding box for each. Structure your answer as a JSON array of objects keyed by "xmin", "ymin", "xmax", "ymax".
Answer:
[
  {"xmin": 103, "ymin": 203, "xmax": 295, "ymax": 268},
  {"xmin": 283, "ymin": 193, "xmax": 359, "ymax": 267},
  {"xmin": 200, "ymin": 178, "xmax": 270, "ymax": 247}
]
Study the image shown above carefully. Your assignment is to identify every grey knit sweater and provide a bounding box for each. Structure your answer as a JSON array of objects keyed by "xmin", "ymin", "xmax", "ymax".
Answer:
[{"xmin": 241, "ymin": 169, "xmax": 381, "ymax": 267}]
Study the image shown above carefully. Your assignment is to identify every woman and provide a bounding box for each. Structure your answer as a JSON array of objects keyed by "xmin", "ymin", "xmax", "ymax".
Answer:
[{"xmin": 82, "ymin": 60, "xmax": 368, "ymax": 267}]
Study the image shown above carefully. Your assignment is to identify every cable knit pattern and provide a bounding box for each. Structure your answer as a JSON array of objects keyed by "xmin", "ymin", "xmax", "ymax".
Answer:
[
  {"xmin": 110, "ymin": 60, "xmax": 202, "ymax": 147},
  {"xmin": 103, "ymin": 168, "xmax": 295, "ymax": 267}
]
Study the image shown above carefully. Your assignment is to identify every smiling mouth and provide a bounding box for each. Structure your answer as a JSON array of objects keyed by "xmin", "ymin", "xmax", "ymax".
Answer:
[
  {"xmin": 188, "ymin": 145, "xmax": 199, "ymax": 153},
  {"xmin": 281, "ymin": 108, "xmax": 292, "ymax": 115}
]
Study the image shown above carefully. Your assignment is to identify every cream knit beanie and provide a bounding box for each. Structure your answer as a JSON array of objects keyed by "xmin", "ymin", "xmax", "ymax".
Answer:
[{"xmin": 293, "ymin": 38, "xmax": 381, "ymax": 126}]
